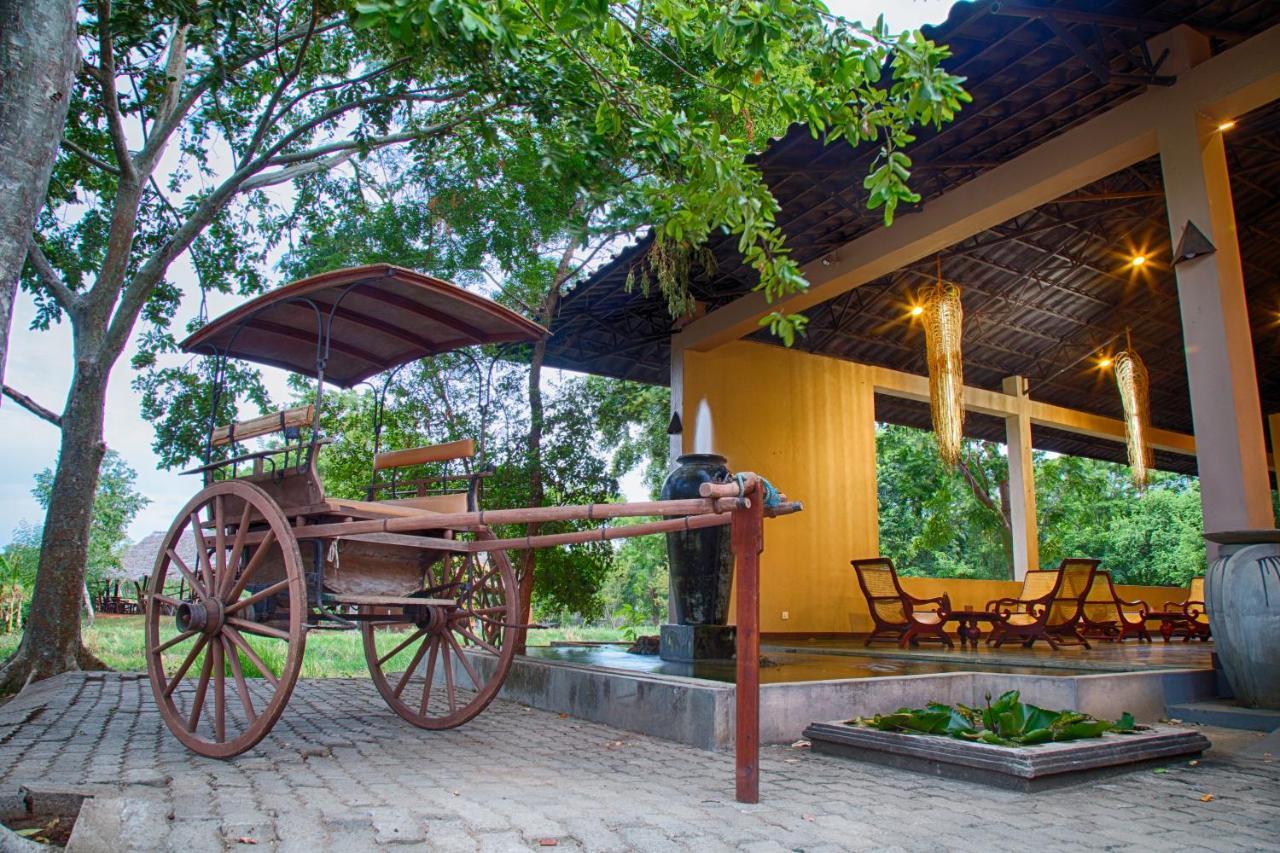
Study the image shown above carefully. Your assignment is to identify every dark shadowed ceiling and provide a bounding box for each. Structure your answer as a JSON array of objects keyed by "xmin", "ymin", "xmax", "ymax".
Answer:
[{"xmin": 545, "ymin": 0, "xmax": 1280, "ymax": 474}]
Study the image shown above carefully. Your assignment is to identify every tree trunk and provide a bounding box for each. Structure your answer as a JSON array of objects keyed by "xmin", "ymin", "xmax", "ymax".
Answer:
[
  {"xmin": 516, "ymin": 334, "xmax": 547, "ymax": 655},
  {"xmin": 516, "ymin": 243, "xmax": 576, "ymax": 654},
  {"xmin": 0, "ymin": 361, "xmax": 110, "ymax": 692},
  {"xmin": 0, "ymin": 0, "xmax": 79, "ymax": 397}
]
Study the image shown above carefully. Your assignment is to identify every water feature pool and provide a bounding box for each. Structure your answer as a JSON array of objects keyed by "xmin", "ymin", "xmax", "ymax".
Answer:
[{"xmin": 525, "ymin": 643, "xmax": 1059, "ymax": 682}]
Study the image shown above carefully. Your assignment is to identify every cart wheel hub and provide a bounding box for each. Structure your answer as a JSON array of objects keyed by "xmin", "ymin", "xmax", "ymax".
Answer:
[{"xmin": 176, "ymin": 598, "xmax": 225, "ymax": 636}]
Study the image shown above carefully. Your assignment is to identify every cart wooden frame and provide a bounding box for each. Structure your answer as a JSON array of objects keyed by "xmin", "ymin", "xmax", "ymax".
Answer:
[{"xmin": 144, "ymin": 265, "xmax": 800, "ymax": 761}]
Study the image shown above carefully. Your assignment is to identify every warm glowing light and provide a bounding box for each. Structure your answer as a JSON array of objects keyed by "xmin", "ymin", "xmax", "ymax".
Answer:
[
  {"xmin": 1130, "ymin": 255, "xmax": 1147, "ymax": 268},
  {"xmin": 1098, "ymin": 357, "xmax": 1113, "ymax": 369},
  {"xmin": 910, "ymin": 305, "xmax": 924, "ymax": 317},
  {"xmin": 1218, "ymin": 119, "xmax": 1236, "ymax": 132}
]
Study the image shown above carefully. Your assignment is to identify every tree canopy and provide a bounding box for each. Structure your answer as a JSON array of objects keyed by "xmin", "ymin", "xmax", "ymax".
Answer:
[{"xmin": 876, "ymin": 423, "xmax": 1206, "ymax": 586}]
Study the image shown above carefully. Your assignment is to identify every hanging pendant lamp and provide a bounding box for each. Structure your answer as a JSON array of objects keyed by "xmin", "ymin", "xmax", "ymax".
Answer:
[
  {"xmin": 922, "ymin": 260, "xmax": 965, "ymax": 469},
  {"xmin": 1112, "ymin": 344, "xmax": 1153, "ymax": 489}
]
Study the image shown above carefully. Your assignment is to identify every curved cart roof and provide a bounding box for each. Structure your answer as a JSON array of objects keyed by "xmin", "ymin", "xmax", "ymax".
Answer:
[{"xmin": 180, "ymin": 265, "xmax": 546, "ymax": 387}]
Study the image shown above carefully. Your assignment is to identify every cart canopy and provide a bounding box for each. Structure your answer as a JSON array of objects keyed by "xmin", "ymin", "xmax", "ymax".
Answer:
[{"xmin": 180, "ymin": 265, "xmax": 547, "ymax": 387}]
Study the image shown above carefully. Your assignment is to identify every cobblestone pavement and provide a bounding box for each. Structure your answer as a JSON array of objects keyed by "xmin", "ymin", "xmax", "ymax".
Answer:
[{"xmin": 0, "ymin": 673, "xmax": 1276, "ymax": 852}]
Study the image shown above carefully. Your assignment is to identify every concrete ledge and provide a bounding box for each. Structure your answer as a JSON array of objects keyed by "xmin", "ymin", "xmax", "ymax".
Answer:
[
  {"xmin": 445, "ymin": 651, "xmax": 1218, "ymax": 751},
  {"xmin": 1168, "ymin": 700, "xmax": 1280, "ymax": 732},
  {"xmin": 803, "ymin": 721, "xmax": 1211, "ymax": 791}
]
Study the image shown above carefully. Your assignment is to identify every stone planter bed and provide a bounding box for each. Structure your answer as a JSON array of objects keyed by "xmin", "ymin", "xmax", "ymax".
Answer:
[{"xmin": 803, "ymin": 720, "xmax": 1211, "ymax": 792}]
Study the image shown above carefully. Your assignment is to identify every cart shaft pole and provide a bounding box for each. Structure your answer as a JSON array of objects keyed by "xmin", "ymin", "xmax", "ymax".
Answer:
[{"xmin": 733, "ymin": 476, "xmax": 765, "ymax": 804}]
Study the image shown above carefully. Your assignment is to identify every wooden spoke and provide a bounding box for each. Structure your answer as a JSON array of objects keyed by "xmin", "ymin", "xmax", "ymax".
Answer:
[
  {"xmin": 154, "ymin": 629, "xmax": 198, "ymax": 654},
  {"xmin": 378, "ymin": 628, "xmax": 427, "ymax": 668},
  {"xmin": 188, "ymin": 650, "xmax": 214, "ymax": 733},
  {"xmin": 224, "ymin": 579, "xmax": 291, "ymax": 615},
  {"xmin": 445, "ymin": 630, "xmax": 483, "ymax": 691},
  {"xmin": 151, "ymin": 593, "xmax": 187, "ymax": 610},
  {"xmin": 225, "ymin": 616, "xmax": 290, "ymax": 641},
  {"xmin": 220, "ymin": 500, "xmax": 252, "ymax": 599},
  {"xmin": 419, "ymin": 636, "xmax": 440, "ymax": 717},
  {"xmin": 222, "ymin": 529, "xmax": 276, "ymax": 605},
  {"xmin": 223, "ymin": 637, "xmax": 257, "ymax": 724},
  {"xmin": 441, "ymin": 640, "xmax": 457, "ymax": 713},
  {"xmin": 222, "ymin": 626, "xmax": 281, "ymax": 690},
  {"xmin": 454, "ymin": 623, "xmax": 499, "ymax": 655},
  {"xmin": 212, "ymin": 637, "xmax": 226, "ymax": 743},
  {"xmin": 167, "ymin": 550, "xmax": 205, "ymax": 600},
  {"xmin": 163, "ymin": 635, "xmax": 209, "ymax": 697},
  {"xmin": 393, "ymin": 634, "xmax": 433, "ymax": 698},
  {"xmin": 190, "ymin": 511, "xmax": 214, "ymax": 593},
  {"xmin": 213, "ymin": 495, "xmax": 227, "ymax": 597}
]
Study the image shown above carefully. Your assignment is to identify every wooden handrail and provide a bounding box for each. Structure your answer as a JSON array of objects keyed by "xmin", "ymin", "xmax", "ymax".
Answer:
[{"xmin": 212, "ymin": 405, "xmax": 313, "ymax": 447}]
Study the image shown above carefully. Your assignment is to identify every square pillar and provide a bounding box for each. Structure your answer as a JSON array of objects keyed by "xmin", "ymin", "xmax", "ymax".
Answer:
[
  {"xmin": 1158, "ymin": 110, "xmax": 1273, "ymax": 539},
  {"xmin": 1002, "ymin": 376, "xmax": 1039, "ymax": 580}
]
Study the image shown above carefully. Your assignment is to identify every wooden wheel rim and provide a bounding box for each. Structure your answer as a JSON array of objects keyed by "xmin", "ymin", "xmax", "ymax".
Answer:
[
  {"xmin": 361, "ymin": 530, "xmax": 518, "ymax": 730},
  {"xmin": 145, "ymin": 480, "xmax": 307, "ymax": 758}
]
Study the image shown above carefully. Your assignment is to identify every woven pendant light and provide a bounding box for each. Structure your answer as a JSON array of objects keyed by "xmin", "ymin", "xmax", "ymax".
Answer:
[
  {"xmin": 922, "ymin": 261, "xmax": 965, "ymax": 469},
  {"xmin": 1113, "ymin": 345, "xmax": 1153, "ymax": 489}
]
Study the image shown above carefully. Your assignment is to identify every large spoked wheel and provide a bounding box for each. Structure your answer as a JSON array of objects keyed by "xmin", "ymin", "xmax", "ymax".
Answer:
[
  {"xmin": 361, "ymin": 530, "xmax": 518, "ymax": 729},
  {"xmin": 145, "ymin": 480, "xmax": 307, "ymax": 758}
]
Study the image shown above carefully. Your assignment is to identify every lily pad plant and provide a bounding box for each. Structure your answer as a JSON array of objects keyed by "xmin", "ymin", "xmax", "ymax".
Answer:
[{"xmin": 849, "ymin": 690, "xmax": 1141, "ymax": 747}]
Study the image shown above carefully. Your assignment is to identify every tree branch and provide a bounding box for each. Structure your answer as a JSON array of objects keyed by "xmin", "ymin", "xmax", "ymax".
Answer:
[
  {"xmin": 240, "ymin": 149, "xmax": 359, "ymax": 191},
  {"xmin": 2, "ymin": 386, "xmax": 62, "ymax": 428},
  {"xmin": 95, "ymin": 0, "xmax": 137, "ymax": 180},
  {"xmin": 265, "ymin": 130, "xmax": 420, "ymax": 166},
  {"xmin": 26, "ymin": 239, "xmax": 80, "ymax": 314},
  {"xmin": 134, "ymin": 23, "xmax": 190, "ymax": 174},
  {"xmin": 62, "ymin": 139, "xmax": 119, "ymax": 175}
]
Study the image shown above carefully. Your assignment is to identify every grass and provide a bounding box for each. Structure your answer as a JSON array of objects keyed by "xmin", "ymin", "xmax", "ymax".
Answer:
[{"xmin": 0, "ymin": 616, "xmax": 629, "ymax": 678}]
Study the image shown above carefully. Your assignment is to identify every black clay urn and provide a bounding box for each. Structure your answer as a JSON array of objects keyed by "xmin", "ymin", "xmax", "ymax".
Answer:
[{"xmin": 661, "ymin": 453, "xmax": 734, "ymax": 625}]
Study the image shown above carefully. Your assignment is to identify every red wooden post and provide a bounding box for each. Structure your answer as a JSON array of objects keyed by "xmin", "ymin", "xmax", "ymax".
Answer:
[{"xmin": 732, "ymin": 478, "xmax": 765, "ymax": 804}]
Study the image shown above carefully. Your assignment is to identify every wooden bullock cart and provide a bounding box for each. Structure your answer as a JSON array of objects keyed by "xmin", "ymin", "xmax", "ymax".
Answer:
[{"xmin": 145, "ymin": 265, "xmax": 799, "ymax": 777}]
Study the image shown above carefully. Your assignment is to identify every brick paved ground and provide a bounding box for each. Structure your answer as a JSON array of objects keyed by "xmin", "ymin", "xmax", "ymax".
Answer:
[{"xmin": 0, "ymin": 673, "xmax": 1275, "ymax": 852}]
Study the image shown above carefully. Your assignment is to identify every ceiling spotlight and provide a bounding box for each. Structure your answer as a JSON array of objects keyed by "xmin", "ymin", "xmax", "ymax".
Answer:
[
  {"xmin": 1217, "ymin": 119, "xmax": 1236, "ymax": 132},
  {"xmin": 910, "ymin": 305, "xmax": 924, "ymax": 317},
  {"xmin": 1130, "ymin": 255, "xmax": 1147, "ymax": 268}
]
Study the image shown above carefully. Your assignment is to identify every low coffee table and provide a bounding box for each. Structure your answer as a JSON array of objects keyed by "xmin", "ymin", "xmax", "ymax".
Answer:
[{"xmin": 944, "ymin": 611, "xmax": 1002, "ymax": 648}]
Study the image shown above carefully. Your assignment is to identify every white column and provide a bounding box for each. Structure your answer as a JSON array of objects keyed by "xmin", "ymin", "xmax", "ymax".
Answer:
[
  {"xmin": 669, "ymin": 342, "xmax": 684, "ymax": 466},
  {"xmin": 1002, "ymin": 376, "xmax": 1039, "ymax": 579},
  {"xmin": 1158, "ymin": 110, "xmax": 1273, "ymax": 540}
]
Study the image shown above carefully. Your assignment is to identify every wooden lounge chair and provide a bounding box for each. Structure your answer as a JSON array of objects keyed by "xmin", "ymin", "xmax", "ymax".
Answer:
[
  {"xmin": 1157, "ymin": 577, "xmax": 1211, "ymax": 642},
  {"xmin": 1081, "ymin": 570, "xmax": 1152, "ymax": 642},
  {"xmin": 985, "ymin": 558, "xmax": 1099, "ymax": 649},
  {"xmin": 851, "ymin": 558, "xmax": 952, "ymax": 648}
]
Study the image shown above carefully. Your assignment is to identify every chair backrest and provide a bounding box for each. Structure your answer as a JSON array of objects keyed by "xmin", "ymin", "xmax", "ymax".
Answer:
[
  {"xmin": 1018, "ymin": 569, "xmax": 1059, "ymax": 603},
  {"xmin": 1081, "ymin": 570, "xmax": 1119, "ymax": 625},
  {"xmin": 1188, "ymin": 576, "xmax": 1205, "ymax": 602},
  {"xmin": 851, "ymin": 558, "xmax": 908, "ymax": 626},
  {"xmin": 1046, "ymin": 558, "xmax": 1099, "ymax": 627}
]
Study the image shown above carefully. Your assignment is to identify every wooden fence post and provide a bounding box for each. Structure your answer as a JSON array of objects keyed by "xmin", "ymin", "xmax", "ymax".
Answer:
[{"xmin": 732, "ymin": 478, "xmax": 765, "ymax": 804}]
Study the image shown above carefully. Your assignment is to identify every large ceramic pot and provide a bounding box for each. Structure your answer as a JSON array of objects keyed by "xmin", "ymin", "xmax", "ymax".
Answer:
[
  {"xmin": 661, "ymin": 453, "xmax": 734, "ymax": 625},
  {"xmin": 1204, "ymin": 530, "xmax": 1280, "ymax": 709}
]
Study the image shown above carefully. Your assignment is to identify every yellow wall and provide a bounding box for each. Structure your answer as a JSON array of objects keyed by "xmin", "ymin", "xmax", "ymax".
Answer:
[
  {"xmin": 682, "ymin": 340, "xmax": 1185, "ymax": 634},
  {"xmin": 682, "ymin": 341, "xmax": 879, "ymax": 633}
]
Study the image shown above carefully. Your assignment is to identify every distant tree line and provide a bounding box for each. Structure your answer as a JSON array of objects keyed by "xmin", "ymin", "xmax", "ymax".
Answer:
[{"xmin": 877, "ymin": 423, "xmax": 1208, "ymax": 586}]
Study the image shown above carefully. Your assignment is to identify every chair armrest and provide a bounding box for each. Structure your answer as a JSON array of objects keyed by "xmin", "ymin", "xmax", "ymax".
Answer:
[
  {"xmin": 1162, "ymin": 600, "xmax": 1186, "ymax": 611},
  {"xmin": 1116, "ymin": 596, "xmax": 1149, "ymax": 613}
]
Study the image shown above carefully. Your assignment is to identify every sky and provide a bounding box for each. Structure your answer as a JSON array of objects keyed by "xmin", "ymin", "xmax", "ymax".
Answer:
[{"xmin": 0, "ymin": 0, "xmax": 957, "ymax": 547}]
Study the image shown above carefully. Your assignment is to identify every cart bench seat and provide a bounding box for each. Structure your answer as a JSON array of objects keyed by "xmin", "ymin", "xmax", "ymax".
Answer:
[{"xmin": 323, "ymin": 494, "xmax": 467, "ymax": 519}]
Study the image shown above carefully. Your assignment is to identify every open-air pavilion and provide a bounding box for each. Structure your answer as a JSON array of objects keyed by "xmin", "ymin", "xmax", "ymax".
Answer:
[{"xmin": 544, "ymin": 1, "xmax": 1280, "ymax": 664}]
